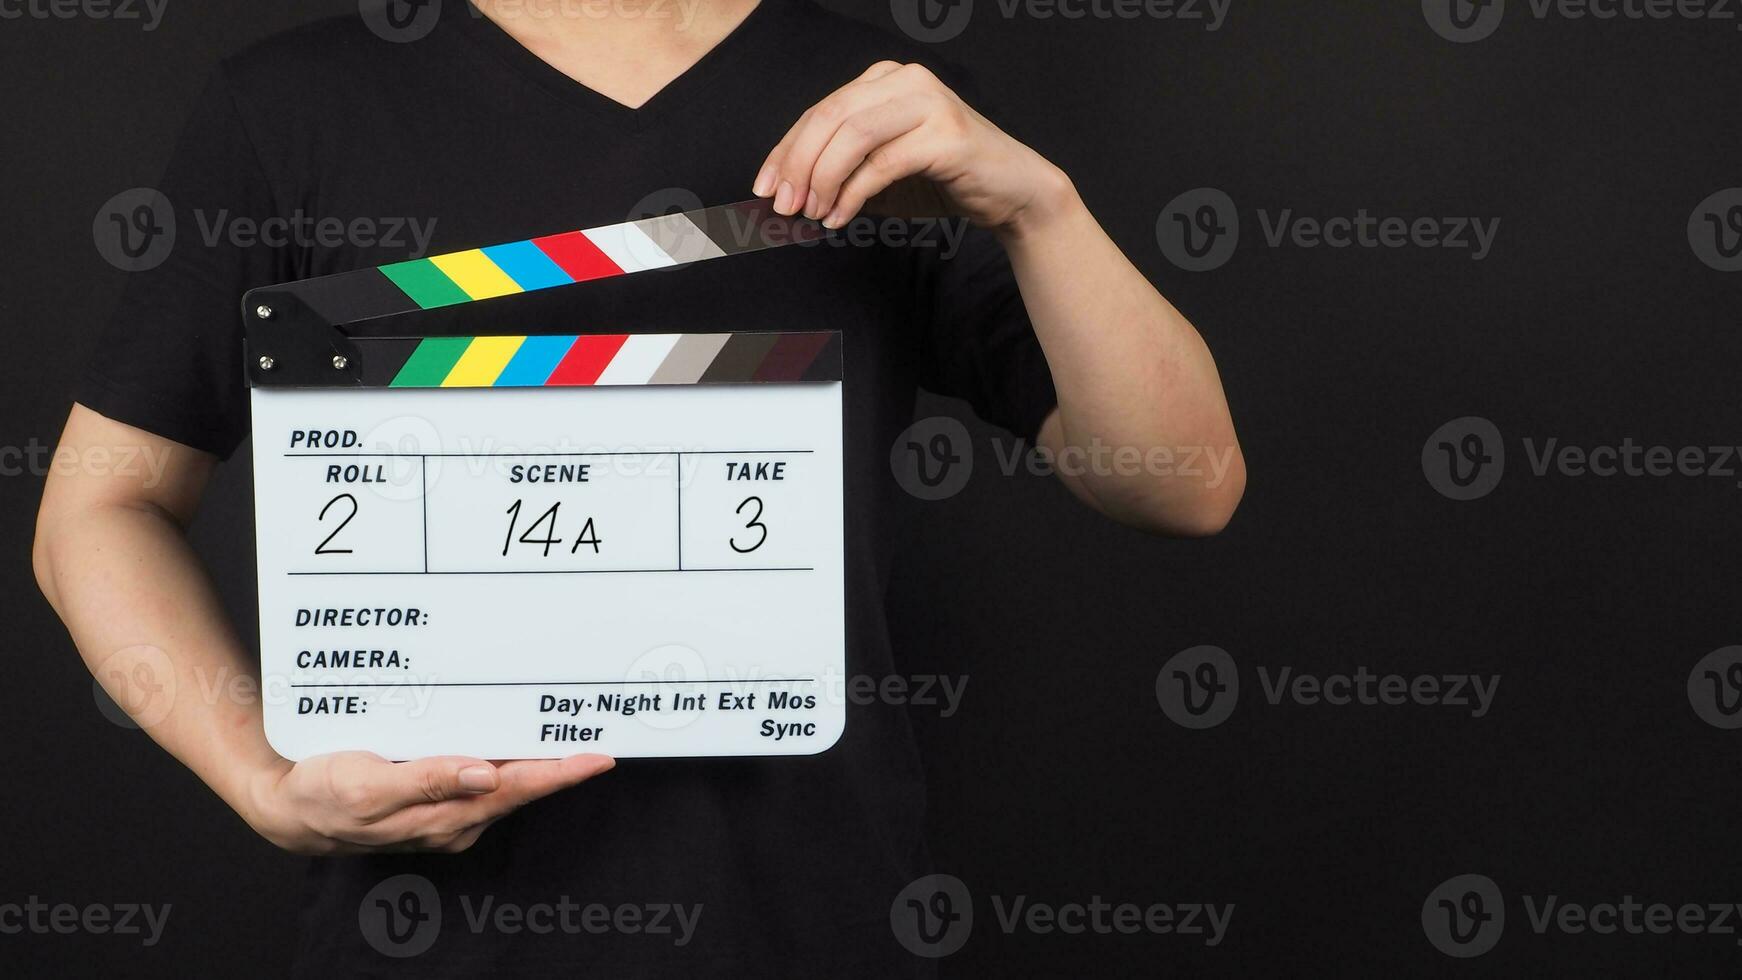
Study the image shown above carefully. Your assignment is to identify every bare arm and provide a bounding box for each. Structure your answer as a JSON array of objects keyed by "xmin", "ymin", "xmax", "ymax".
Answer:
[
  {"xmin": 34, "ymin": 404, "xmax": 612, "ymax": 854},
  {"xmin": 1008, "ymin": 194, "xmax": 1246, "ymax": 536},
  {"xmin": 755, "ymin": 62, "xmax": 1246, "ymax": 535}
]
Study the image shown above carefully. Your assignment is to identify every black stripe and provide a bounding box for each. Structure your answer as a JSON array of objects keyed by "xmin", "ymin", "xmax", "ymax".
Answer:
[
  {"xmin": 690, "ymin": 201, "xmax": 825, "ymax": 256},
  {"xmin": 800, "ymin": 332, "xmax": 843, "ymax": 383},
  {"xmin": 352, "ymin": 338, "xmax": 426, "ymax": 386},
  {"xmin": 293, "ymin": 268, "xmax": 421, "ymax": 326}
]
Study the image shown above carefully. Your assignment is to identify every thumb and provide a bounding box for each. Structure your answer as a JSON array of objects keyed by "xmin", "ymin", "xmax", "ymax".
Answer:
[{"xmin": 378, "ymin": 756, "xmax": 501, "ymax": 809}]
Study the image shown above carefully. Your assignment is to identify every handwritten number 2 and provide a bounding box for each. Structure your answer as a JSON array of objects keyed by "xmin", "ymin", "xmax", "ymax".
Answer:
[{"xmin": 315, "ymin": 493, "xmax": 357, "ymax": 555}]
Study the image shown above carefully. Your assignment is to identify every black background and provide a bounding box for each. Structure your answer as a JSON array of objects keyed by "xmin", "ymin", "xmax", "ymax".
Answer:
[{"xmin": 3, "ymin": 0, "xmax": 1740, "ymax": 975}]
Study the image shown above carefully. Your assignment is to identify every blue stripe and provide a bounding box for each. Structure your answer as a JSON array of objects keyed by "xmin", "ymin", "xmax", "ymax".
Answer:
[
  {"xmin": 482, "ymin": 240, "xmax": 574, "ymax": 291},
  {"xmin": 494, "ymin": 335, "xmax": 577, "ymax": 386}
]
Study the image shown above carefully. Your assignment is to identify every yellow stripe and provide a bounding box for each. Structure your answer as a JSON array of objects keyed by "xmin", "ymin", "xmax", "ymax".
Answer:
[
  {"xmin": 428, "ymin": 249, "xmax": 523, "ymax": 301},
  {"xmin": 442, "ymin": 336, "xmax": 526, "ymax": 387}
]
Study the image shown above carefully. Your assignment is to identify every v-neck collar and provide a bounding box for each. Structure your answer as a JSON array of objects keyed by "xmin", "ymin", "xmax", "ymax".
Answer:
[{"xmin": 449, "ymin": 0, "xmax": 783, "ymax": 130}]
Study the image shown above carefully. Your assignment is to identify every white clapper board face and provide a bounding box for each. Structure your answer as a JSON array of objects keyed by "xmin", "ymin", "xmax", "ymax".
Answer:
[{"xmin": 248, "ymin": 330, "xmax": 846, "ymax": 760}]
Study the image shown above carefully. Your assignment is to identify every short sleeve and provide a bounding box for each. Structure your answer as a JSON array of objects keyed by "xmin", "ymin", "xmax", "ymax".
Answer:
[
  {"xmin": 76, "ymin": 64, "xmax": 287, "ymax": 458},
  {"xmin": 915, "ymin": 228, "xmax": 1059, "ymax": 443}
]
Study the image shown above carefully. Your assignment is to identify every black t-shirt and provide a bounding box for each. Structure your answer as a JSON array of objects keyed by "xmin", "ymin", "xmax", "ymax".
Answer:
[{"xmin": 80, "ymin": 2, "xmax": 1055, "ymax": 975}]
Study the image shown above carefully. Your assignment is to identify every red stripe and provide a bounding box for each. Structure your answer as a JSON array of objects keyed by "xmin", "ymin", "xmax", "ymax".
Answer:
[
  {"xmin": 545, "ymin": 334, "xmax": 629, "ymax": 386},
  {"xmin": 531, "ymin": 231, "xmax": 624, "ymax": 282}
]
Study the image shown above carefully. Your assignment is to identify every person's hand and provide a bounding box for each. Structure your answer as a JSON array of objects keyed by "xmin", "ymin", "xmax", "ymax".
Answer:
[
  {"xmin": 752, "ymin": 61, "xmax": 1075, "ymax": 237},
  {"xmin": 238, "ymin": 752, "xmax": 613, "ymax": 854}
]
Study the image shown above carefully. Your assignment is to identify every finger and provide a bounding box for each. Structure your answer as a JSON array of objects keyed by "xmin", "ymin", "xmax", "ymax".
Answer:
[
  {"xmin": 754, "ymin": 61, "xmax": 903, "ymax": 201},
  {"xmin": 364, "ymin": 794, "xmax": 513, "ymax": 847},
  {"xmin": 756, "ymin": 63, "xmax": 915, "ymax": 215},
  {"xmin": 804, "ymin": 95, "xmax": 934, "ymax": 226},
  {"xmin": 825, "ymin": 129, "xmax": 939, "ymax": 230},
  {"xmin": 354, "ymin": 755, "xmax": 613, "ymax": 844},
  {"xmin": 334, "ymin": 754, "xmax": 501, "ymax": 821},
  {"xmin": 493, "ymin": 754, "xmax": 615, "ymax": 806}
]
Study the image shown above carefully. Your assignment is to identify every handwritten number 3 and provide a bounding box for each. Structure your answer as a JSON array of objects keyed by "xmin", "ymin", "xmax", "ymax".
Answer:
[{"xmin": 731, "ymin": 496, "xmax": 767, "ymax": 554}]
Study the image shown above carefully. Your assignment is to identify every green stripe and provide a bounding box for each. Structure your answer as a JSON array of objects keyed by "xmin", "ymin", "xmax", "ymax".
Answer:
[
  {"xmin": 379, "ymin": 258, "xmax": 471, "ymax": 309},
  {"xmin": 390, "ymin": 337, "xmax": 472, "ymax": 387}
]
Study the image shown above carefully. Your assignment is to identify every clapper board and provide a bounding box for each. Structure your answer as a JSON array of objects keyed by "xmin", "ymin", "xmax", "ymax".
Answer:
[{"xmin": 243, "ymin": 201, "xmax": 845, "ymax": 760}]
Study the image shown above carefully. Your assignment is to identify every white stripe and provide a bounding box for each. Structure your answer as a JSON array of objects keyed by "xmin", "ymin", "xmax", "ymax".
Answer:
[
  {"xmin": 594, "ymin": 334, "xmax": 683, "ymax": 385},
  {"xmin": 583, "ymin": 222, "xmax": 677, "ymax": 273}
]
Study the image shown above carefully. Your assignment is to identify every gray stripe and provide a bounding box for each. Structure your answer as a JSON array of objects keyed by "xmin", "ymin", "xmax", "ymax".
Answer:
[
  {"xmin": 647, "ymin": 333, "xmax": 733, "ymax": 384},
  {"xmin": 631, "ymin": 213, "xmax": 726, "ymax": 265}
]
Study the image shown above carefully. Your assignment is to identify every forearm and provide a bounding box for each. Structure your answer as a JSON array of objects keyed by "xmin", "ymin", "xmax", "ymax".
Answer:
[
  {"xmin": 999, "ymin": 175, "xmax": 1246, "ymax": 533},
  {"xmin": 36, "ymin": 502, "xmax": 282, "ymax": 818}
]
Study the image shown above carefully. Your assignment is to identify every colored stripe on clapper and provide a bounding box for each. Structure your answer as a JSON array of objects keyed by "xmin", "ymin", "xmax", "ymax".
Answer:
[{"xmin": 381, "ymin": 333, "xmax": 838, "ymax": 388}]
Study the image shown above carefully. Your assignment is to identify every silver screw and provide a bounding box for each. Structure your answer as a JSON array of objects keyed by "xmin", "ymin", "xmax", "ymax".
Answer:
[
  {"xmin": 332, "ymin": 354, "xmax": 349, "ymax": 371},
  {"xmin": 257, "ymin": 355, "xmax": 276, "ymax": 371},
  {"xmin": 255, "ymin": 304, "xmax": 273, "ymax": 320}
]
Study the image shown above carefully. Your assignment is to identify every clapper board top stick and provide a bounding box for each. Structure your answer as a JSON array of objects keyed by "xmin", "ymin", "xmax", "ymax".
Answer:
[{"xmin": 243, "ymin": 199, "xmax": 840, "ymax": 389}]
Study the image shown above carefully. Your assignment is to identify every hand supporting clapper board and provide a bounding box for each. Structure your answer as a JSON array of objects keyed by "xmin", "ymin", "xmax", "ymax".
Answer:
[{"xmin": 243, "ymin": 201, "xmax": 844, "ymax": 760}]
